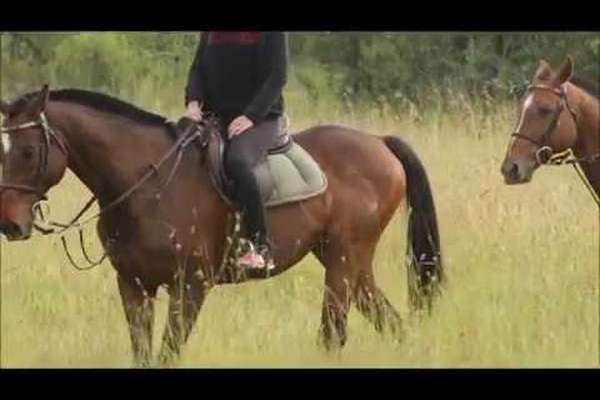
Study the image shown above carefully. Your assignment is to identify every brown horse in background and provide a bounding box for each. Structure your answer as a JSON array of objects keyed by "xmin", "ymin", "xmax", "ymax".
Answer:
[
  {"xmin": 501, "ymin": 57, "xmax": 600, "ymax": 203},
  {"xmin": 0, "ymin": 86, "xmax": 443, "ymax": 366}
]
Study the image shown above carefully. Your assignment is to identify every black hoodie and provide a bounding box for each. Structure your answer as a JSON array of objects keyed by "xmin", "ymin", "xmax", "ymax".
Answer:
[{"xmin": 185, "ymin": 31, "xmax": 288, "ymax": 125}]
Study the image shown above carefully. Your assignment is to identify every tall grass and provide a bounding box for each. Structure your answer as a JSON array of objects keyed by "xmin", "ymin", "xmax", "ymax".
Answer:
[{"xmin": 1, "ymin": 86, "xmax": 597, "ymax": 367}]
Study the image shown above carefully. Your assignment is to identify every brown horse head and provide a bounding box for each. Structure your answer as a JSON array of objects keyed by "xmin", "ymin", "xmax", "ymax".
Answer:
[
  {"xmin": 501, "ymin": 57, "xmax": 579, "ymax": 184},
  {"xmin": 0, "ymin": 85, "xmax": 68, "ymax": 240}
]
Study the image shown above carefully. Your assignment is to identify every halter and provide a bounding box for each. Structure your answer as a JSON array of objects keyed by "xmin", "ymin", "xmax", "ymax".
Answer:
[
  {"xmin": 0, "ymin": 112, "xmax": 68, "ymax": 200},
  {"xmin": 511, "ymin": 84, "xmax": 600, "ymax": 206},
  {"xmin": 510, "ymin": 84, "xmax": 581, "ymax": 165}
]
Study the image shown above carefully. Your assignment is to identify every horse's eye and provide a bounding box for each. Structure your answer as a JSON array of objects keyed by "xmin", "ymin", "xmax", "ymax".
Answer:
[{"xmin": 21, "ymin": 146, "xmax": 35, "ymax": 160}]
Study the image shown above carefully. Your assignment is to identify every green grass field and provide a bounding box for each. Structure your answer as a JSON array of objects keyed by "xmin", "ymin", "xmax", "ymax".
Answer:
[{"xmin": 1, "ymin": 103, "xmax": 598, "ymax": 368}]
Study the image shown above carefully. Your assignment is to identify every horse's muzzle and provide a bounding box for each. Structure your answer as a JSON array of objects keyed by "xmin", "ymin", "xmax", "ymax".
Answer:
[
  {"xmin": 501, "ymin": 158, "xmax": 533, "ymax": 185},
  {"xmin": 0, "ymin": 219, "xmax": 31, "ymax": 241}
]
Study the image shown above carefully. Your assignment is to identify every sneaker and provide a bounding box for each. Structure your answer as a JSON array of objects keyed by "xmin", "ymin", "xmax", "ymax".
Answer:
[{"xmin": 238, "ymin": 244, "xmax": 275, "ymax": 271}]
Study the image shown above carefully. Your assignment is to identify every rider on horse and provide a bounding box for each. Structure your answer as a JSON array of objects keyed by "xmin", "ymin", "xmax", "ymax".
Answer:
[{"xmin": 185, "ymin": 31, "xmax": 289, "ymax": 270}]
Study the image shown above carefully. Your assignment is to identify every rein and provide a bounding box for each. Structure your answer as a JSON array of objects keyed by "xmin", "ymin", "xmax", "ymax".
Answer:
[
  {"xmin": 46, "ymin": 120, "xmax": 205, "ymax": 234},
  {"xmin": 544, "ymin": 148, "xmax": 600, "ymax": 206}
]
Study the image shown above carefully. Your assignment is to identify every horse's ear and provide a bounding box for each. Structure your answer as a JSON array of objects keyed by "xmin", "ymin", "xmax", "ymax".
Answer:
[
  {"xmin": 557, "ymin": 56, "xmax": 574, "ymax": 84},
  {"xmin": 534, "ymin": 59, "xmax": 552, "ymax": 81},
  {"xmin": 0, "ymin": 100, "xmax": 9, "ymax": 116},
  {"xmin": 33, "ymin": 84, "xmax": 50, "ymax": 113}
]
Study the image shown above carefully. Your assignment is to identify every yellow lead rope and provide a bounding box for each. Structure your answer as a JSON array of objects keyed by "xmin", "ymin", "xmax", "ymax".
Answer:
[
  {"xmin": 547, "ymin": 148, "xmax": 600, "ymax": 207},
  {"xmin": 572, "ymin": 161, "xmax": 600, "ymax": 207}
]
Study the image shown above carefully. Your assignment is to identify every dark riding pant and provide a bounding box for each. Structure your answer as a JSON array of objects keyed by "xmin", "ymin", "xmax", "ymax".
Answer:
[{"xmin": 224, "ymin": 116, "xmax": 282, "ymax": 249}]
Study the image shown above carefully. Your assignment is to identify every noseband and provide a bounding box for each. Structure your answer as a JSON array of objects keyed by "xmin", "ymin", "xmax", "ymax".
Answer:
[
  {"xmin": 0, "ymin": 112, "xmax": 68, "ymax": 200},
  {"xmin": 511, "ymin": 84, "xmax": 578, "ymax": 165}
]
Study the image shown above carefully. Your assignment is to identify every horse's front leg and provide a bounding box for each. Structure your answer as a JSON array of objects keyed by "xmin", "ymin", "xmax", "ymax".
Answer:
[
  {"xmin": 158, "ymin": 270, "xmax": 208, "ymax": 366},
  {"xmin": 117, "ymin": 274, "xmax": 156, "ymax": 367}
]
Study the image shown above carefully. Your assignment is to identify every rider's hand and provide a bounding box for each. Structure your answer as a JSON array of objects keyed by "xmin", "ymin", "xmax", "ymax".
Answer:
[
  {"xmin": 228, "ymin": 115, "xmax": 254, "ymax": 139},
  {"xmin": 186, "ymin": 101, "xmax": 203, "ymax": 122}
]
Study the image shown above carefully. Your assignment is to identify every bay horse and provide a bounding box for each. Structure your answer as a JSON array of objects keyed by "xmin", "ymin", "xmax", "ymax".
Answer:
[
  {"xmin": 0, "ymin": 86, "xmax": 443, "ymax": 366},
  {"xmin": 501, "ymin": 57, "xmax": 600, "ymax": 204}
]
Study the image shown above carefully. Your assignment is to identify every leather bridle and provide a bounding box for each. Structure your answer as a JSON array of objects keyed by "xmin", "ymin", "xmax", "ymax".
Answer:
[
  {"xmin": 511, "ymin": 84, "xmax": 578, "ymax": 165},
  {"xmin": 0, "ymin": 112, "xmax": 68, "ymax": 200}
]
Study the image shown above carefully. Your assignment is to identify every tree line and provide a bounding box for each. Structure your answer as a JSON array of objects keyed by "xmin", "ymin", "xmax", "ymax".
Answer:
[{"xmin": 1, "ymin": 32, "xmax": 598, "ymax": 113}]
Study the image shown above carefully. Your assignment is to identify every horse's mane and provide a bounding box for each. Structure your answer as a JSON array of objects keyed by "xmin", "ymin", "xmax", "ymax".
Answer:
[
  {"xmin": 10, "ymin": 88, "xmax": 169, "ymax": 127},
  {"xmin": 570, "ymin": 74, "xmax": 599, "ymax": 99}
]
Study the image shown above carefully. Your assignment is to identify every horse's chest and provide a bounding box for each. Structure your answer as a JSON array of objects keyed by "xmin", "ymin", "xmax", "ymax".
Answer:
[{"xmin": 97, "ymin": 215, "xmax": 185, "ymax": 282}]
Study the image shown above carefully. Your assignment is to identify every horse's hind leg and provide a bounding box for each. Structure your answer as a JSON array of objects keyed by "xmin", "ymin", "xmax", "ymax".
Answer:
[
  {"xmin": 117, "ymin": 274, "xmax": 156, "ymax": 367},
  {"xmin": 314, "ymin": 236, "xmax": 403, "ymax": 349},
  {"xmin": 158, "ymin": 272, "xmax": 207, "ymax": 366},
  {"xmin": 313, "ymin": 239, "xmax": 365, "ymax": 350},
  {"xmin": 355, "ymin": 270, "xmax": 403, "ymax": 340}
]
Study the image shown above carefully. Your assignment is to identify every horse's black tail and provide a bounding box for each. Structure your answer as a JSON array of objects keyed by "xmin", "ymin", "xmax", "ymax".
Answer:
[{"xmin": 382, "ymin": 135, "xmax": 444, "ymax": 312}]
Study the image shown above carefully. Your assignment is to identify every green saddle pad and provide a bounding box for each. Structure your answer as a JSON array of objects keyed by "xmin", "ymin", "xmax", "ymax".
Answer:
[{"xmin": 263, "ymin": 142, "xmax": 328, "ymax": 207}]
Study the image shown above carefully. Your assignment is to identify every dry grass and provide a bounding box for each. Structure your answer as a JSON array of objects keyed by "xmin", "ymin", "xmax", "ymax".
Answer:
[{"xmin": 1, "ymin": 102, "xmax": 598, "ymax": 368}]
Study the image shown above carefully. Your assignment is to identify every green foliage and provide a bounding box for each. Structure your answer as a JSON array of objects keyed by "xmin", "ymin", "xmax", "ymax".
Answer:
[
  {"xmin": 52, "ymin": 33, "xmax": 132, "ymax": 92},
  {"xmin": 290, "ymin": 32, "xmax": 599, "ymax": 111},
  {"xmin": 1, "ymin": 32, "xmax": 598, "ymax": 115}
]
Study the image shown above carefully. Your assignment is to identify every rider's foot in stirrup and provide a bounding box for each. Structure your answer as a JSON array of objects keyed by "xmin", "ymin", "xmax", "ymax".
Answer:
[{"xmin": 238, "ymin": 242, "xmax": 275, "ymax": 271}]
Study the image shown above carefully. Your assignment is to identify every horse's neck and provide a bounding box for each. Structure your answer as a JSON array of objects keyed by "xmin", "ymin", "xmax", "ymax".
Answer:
[
  {"xmin": 569, "ymin": 84, "xmax": 600, "ymax": 196},
  {"xmin": 570, "ymin": 83, "xmax": 599, "ymax": 157},
  {"xmin": 49, "ymin": 102, "xmax": 180, "ymax": 201}
]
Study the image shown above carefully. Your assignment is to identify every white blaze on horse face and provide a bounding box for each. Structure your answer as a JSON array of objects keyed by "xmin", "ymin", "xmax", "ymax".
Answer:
[
  {"xmin": 1, "ymin": 133, "xmax": 11, "ymax": 156},
  {"xmin": 0, "ymin": 133, "xmax": 9, "ymax": 179},
  {"xmin": 515, "ymin": 93, "xmax": 535, "ymax": 135},
  {"xmin": 1, "ymin": 132, "xmax": 10, "ymax": 173}
]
